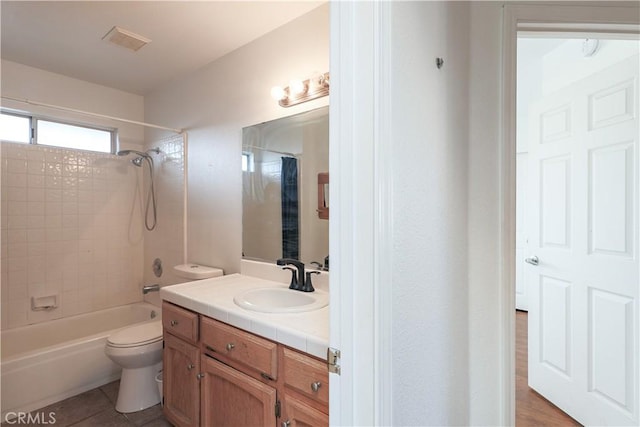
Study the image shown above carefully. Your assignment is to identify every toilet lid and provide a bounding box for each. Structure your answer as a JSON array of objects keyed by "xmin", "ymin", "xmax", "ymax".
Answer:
[{"xmin": 107, "ymin": 320, "xmax": 163, "ymax": 348}]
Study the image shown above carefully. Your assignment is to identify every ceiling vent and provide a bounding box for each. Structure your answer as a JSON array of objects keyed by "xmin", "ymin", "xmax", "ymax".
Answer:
[{"xmin": 102, "ymin": 26, "xmax": 151, "ymax": 52}]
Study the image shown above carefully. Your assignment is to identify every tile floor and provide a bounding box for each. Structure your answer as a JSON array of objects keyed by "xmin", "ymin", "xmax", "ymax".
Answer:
[{"xmin": 2, "ymin": 381, "xmax": 171, "ymax": 427}]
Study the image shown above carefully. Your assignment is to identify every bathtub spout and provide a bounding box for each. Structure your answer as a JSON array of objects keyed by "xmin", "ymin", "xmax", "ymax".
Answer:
[{"xmin": 142, "ymin": 284, "xmax": 160, "ymax": 294}]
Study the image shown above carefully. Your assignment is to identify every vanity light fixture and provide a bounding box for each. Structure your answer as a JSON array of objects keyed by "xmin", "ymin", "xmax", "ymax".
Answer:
[{"xmin": 271, "ymin": 72, "xmax": 330, "ymax": 108}]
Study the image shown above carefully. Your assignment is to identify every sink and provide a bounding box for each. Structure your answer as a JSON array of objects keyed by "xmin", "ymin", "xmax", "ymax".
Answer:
[{"xmin": 233, "ymin": 287, "xmax": 329, "ymax": 313}]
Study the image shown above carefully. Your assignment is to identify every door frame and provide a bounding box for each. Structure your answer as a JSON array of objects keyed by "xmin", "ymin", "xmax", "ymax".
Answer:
[
  {"xmin": 329, "ymin": 1, "xmax": 394, "ymax": 426},
  {"xmin": 500, "ymin": 3, "xmax": 640, "ymax": 425}
]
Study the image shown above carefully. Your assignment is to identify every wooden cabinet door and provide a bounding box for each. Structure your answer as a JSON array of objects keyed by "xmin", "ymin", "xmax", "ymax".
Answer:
[
  {"xmin": 201, "ymin": 355, "xmax": 277, "ymax": 427},
  {"xmin": 164, "ymin": 333, "xmax": 200, "ymax": 427},
  {"xmin": 282, "ymin": 395, "xmax": 328, "ymax": 427}
]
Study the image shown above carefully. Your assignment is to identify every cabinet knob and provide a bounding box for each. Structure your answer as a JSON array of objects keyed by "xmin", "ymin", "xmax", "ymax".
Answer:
[
  {"xmin": 226, "ymin": 343, "xmax": 235, "ymax": 351},
  {"xmin": 170, "ymin": 320, "xmax": 179, "ymax": 326},
  {"xmin": 281, "ymin": 421, "xmax": 291, "ymax": 427},
  {"xmin": 196, "ymin": 373, "xmax": 204, "ymax": 380},
  {"xmin": 311, "ymin": 381, "xmax": 322, "ymax": 392},
  {"xmin": 187, "ymin": 364, "xmax": 195, "ymax": 371}
]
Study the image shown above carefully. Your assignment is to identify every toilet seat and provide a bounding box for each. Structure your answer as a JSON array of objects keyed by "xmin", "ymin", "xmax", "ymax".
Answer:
[{"xmin": 107, "ymin": 320, "xmax": 162, "ymax": 348}]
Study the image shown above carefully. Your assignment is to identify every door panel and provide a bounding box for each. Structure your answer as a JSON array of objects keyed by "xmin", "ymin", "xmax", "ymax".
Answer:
[
  {"xmin": 589, "ymin": 142, "xmax": 634, "ymax": 257},
  {"xmin": 541, "ymin": 104, "xmax": 572, "ymax": 142},
  {"xmin": 539, "ymin": 275, "xmax": 572, "ymax": 376},
  {"xmin": 200, "ymin": 355, "xmax": 276, "ymax": 427},
  {"xmin": 541, "ymin": 156, "xmax": 571, "ymax": 248},
  {"xmin": 588, "ymin": 79, "xmax": 635, "ymax": 130},
  {"xmin": 589, "ymin": 289, "xmax": 634, "ymax": 412}
]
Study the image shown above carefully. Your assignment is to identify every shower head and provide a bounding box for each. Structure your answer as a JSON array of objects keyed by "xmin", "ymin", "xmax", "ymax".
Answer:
[{"xmin": 116, "ymin": 149, "xmax": 151, "ymax": 159}]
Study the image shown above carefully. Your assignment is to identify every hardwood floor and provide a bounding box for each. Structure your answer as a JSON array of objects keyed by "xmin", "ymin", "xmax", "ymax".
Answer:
[{"xmin": 516, "ymin": 310, "xmax": 582, "ymax": 426}]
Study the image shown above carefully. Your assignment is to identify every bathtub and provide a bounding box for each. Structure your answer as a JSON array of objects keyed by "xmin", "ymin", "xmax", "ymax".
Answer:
[{"xmin": 1, "ymin": 302, "xmax": 160, "ymax": 419}]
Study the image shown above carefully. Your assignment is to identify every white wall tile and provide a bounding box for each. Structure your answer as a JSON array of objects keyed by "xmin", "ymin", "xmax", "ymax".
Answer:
[
  {"xmin": 28, "ymin": 174, "xmax": 45, "ymax": 188},
  {"xmin": 1, "ymin": 141, "xmax": 144, "ymax": 330},
  {"xmin": 7, "ymin": 187, "xmax": 27, "ymax": 202},
  {"xmin": 7, "ymin": 215, "xmax": 27, "ymax": 229},
  {"xmin": 28, "ymin": 187, "xmax": 45, "ymax": 202},
  {"xmin": 27, "ymin": 161, "xmax": 45, "ymax": 175},
  {"xmin": 7, "ymin": 173, "xmax": 27, "ymax": 188}
]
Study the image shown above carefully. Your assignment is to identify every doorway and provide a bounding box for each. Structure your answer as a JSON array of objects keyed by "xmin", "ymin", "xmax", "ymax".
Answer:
[{"xmin": 514, "ymin": 35, "xmax": 639, "ymax": 426}]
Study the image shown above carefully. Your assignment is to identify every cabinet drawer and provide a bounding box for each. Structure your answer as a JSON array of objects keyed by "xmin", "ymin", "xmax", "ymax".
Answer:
[
  {"xmin": 162, "ymin": 302, "xmax": 199, "ymax": 343},
  {"xmin": 283, "ymin": 347, "xmax": 329, "ymax": 406},
  {"xmin": 200, "ymin": 317, "xmax": 277, "ymax": 380}
]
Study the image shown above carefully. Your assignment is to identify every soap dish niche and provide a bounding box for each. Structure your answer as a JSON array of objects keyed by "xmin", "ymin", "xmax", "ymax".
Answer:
[{"xmin": 31, "ymin": 295, "xmax": 58, "ymax": 311}]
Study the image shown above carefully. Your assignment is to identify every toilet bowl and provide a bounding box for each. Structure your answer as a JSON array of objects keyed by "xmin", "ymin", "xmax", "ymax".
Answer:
[
  {"xmin": 105, "ymin": 320, "xmax": 163, "ymax": 413},
  {"xmin": 104, "ymin": 265, "xmax": 223, "ymax": 414}
]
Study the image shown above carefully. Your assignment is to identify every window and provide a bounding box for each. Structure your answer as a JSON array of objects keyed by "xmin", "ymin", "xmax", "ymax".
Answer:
[
  {"xmin": 0, "ymin": 113, "xmax": 30, "ymax": 143},
  {"xmin": 242, "ymin": 151, "xmax": 255, "ymax": 172},
  {"xmin": 0, "ymin": 111, "xmax": 116, "ymax": 153}
]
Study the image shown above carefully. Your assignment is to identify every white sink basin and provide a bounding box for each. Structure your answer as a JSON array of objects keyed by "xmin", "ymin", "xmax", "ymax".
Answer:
[{"xmin": 233, "ymin": 287, "xmax": 329, "ymax": 313}]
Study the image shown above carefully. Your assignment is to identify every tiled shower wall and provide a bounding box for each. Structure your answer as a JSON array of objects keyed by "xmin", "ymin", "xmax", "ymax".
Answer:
[
  {"xmin": 142, "ymin": 135, "xmax": 185, "ymax": 293},
  {"xmin": 1, "ymin": 142, "xmax": 144, "ymax": 330}
]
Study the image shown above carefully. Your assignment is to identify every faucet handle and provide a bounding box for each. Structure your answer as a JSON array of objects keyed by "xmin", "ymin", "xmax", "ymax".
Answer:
[
  {"xmin": 282, "ymin": 266, "xmax": 300, "ymax": 290},
  {"xmin": 302, "ymin": 271, "xmax": 320, "ymax": 293},
  {"xmin": 310, "ymin": 261, "xmax": 324, "ymax": 270}
]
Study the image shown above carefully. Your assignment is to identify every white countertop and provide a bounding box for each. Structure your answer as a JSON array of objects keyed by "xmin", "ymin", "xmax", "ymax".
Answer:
[{"xmin": 160, "ymin": 273, "xmax": 329, "ymax": 359}]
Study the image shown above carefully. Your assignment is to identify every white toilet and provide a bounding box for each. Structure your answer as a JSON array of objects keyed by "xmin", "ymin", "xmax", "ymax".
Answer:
[
  {"xmin": 105, "ymin": 264, "xmax": 223, "ymax": 413},
  {"xmin": 105, "ymin": 320, "xmax": 163, "ymax": 413}
]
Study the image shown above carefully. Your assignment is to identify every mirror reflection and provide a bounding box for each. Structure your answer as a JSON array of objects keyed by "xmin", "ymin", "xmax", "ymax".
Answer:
[{"xmin": 242, "ymin": 107, "xmax": 329, "ymax": 268}]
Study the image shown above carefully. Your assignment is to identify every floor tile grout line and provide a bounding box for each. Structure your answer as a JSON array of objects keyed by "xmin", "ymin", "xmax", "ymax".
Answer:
[{"xmin": 66, "ymin": 407, "xmax": 119, "ymax": 427}]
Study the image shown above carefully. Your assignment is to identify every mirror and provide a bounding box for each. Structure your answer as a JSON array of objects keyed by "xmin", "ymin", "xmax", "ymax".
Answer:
[{"xmin": 242, "ymin": 106, "xmax": 329, "ymax": 268}]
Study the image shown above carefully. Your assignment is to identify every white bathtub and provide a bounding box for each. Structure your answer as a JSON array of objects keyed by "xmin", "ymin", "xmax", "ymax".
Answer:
[{"xmin": 1, "ymin": 302, "xmax": 160, "ymax": 419}]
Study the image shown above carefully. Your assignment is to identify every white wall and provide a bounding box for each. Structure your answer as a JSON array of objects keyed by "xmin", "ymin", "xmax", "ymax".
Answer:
[
  {"xmin": 144, "ymin": 4, "xmax": 329, "ymax": 275},
  {"xmin": 1, "ymin": 60, "xmax": 145, "ymax": 148},
  {"xmin": 389, "ymin": 2, "xmax": 470, "ymax": 425}
]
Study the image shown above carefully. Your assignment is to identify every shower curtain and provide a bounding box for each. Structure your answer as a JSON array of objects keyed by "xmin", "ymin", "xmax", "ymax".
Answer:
[{"xmin": 281, "ymin": 156, "xmax": 299, "ymax": 259}]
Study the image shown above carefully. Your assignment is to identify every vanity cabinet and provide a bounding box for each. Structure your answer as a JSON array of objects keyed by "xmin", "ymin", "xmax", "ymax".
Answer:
[
  {"xmin": 281, "ymin": 347, "xmax": 329, "ymax": 427},
  {"xmin": 282, "ymin": 396, "xmax": 328, "ymax": 427},
  {"xmin": 162, "ymin": 302, "xmax": 201, "ymax": 427},
  {"xmin": 200, "ymin": 316, "xmax": 278, "ymax": 382},
  {"xmin": 162, "ymin": 301, "xmax": 329, "ymax": 427},
  {"xmin": 200, "ymin": 355, "xmax": 277, "ymax": 426}
]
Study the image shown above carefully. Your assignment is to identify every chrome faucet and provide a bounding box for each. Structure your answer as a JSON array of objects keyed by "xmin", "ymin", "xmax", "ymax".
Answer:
[
  {"xmin": 276, "ymin": 258, "xmax": 319, "ymax": 292},
  {"xmin": 142, "ymin": 284, "xmax": 160, "ymax": 294}
]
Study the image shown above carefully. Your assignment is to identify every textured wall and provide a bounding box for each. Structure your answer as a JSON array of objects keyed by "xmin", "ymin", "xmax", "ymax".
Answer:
[
  {"xmin": 144, "ymin": 5, "xmax": 329, "ymax": 275},
  {"xmin": 389, "ymin": 2, "xmax": 470, "ymax": 425}
]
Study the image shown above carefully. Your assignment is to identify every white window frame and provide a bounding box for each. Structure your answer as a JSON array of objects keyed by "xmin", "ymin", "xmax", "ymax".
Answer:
[{"xmin": 0, "ymin": 109, "xmax": 118, "ymax": 153}]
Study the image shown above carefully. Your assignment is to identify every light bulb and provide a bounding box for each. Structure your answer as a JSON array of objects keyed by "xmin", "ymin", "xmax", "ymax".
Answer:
[
  {"xmin": 270, "ymin": 86, "xmax": 286, "ymax": 101},
  {"xmin": 289, "ymin": 79, "xmax": 305, "ymax": 96},
  {"xmin": 308, "ymin": 71, "xmax": 323, "ymax": 90}
]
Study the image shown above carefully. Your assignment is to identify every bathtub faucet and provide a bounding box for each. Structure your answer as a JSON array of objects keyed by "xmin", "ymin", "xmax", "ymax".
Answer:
[{"xmin": 142, "ymin": 284, "xmax": 160, "ymax": 294}]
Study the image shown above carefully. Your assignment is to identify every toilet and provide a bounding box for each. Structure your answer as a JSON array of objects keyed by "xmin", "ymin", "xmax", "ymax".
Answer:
[
  {"xmin": 105, "ymin": 320, "xmax": 163, "ymax": 413},
  {"xmin": 105, "ymin": 264, "xmax": 223, "ymax": 413}
]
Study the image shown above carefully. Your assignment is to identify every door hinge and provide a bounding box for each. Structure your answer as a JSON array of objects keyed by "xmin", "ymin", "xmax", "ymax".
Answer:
[
  {"xmin": 327, "ymin": 347, "xmax": 341, "ymax": 375},
  {"xmin": 275, "ymin": 400, "xmax": 281, "ymax": 418}
]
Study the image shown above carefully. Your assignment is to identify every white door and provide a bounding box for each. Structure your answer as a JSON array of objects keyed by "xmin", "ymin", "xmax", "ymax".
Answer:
[{"xmin": 527, "ymin": 54, "xmax": 639, "ymax": 426}]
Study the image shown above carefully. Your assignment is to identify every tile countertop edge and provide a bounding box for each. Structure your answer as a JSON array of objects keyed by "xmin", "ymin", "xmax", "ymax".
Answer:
[{"xmin": 159, "ymin": 274, "xmax": 329, "ymax": 360}]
